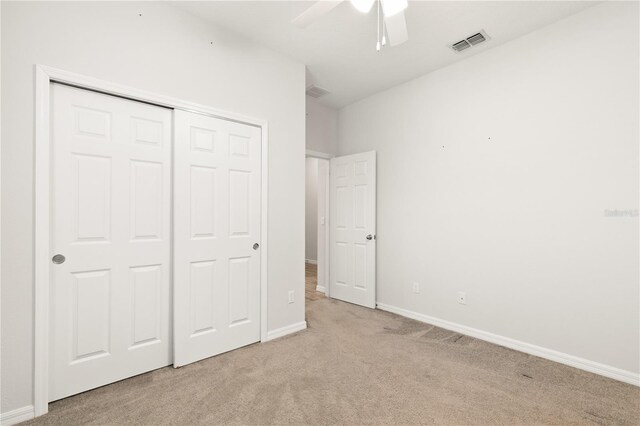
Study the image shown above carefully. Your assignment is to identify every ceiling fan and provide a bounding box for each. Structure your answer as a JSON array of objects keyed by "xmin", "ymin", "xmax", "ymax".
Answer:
[{"xmin": 292, "ymin": 0, "xmax": 409, "ymax": 51}]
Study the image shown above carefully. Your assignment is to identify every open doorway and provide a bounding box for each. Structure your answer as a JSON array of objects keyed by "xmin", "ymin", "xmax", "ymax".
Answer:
[{"xmin": 305, "ymin": 152, "xmax": 331, "ymax": 303}]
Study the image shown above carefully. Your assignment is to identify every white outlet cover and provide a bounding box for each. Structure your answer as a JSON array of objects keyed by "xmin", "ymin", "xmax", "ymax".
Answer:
[
  {"xmin": 288, "ymin": 290, "xmax": 295, "ymax": 304},
  {"xmin": 412, "ymin": 282, "xmax": 420, "ymax": 293}
]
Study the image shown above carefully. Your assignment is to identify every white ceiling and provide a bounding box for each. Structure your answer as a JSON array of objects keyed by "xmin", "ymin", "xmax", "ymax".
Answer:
[{"xmin": 171, "ymin": 1, "xmax": 599, "ymax": 108}]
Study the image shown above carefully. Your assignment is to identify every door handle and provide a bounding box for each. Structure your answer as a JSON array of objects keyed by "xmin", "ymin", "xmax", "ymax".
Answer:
[
  {"xmin": 52, "ymin": 254, "xmax": 66, "ymax": 264},
  {"xmin": 366, "ymin": 234, "xmax": 375, "ymax": 241},
  {"xmin": 253, "ymin": 243, "xmax": 260, "ymax": 250}
]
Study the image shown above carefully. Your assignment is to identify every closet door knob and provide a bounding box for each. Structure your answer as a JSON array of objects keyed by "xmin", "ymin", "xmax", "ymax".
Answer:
[
  {"xmin": 253, "ymin": 243, "xmax": 260, "ymax": 250},
  {"xmin": 52, "ymin": 254, "xmax": 66, "ymax": 264},
  {"xmin": 366, "ymin": 234, "xmax": 374, "ymax": 240}
]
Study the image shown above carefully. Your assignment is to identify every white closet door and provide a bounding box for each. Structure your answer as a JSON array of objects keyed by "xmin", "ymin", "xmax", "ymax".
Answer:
[
  {"xmin": 330, "ymin": 151, "xmax": 377, "ymax": 308},
  {"xmin": 173, "ymin": 110, "xmax": 261, "ymax": 367},
  {"xmin": 50, "ymin": 84, "xmax": 172, "ymax": 401}
]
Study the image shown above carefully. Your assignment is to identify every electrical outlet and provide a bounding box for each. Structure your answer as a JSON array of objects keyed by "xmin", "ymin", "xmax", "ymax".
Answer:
[
  {"xmin": 288, "ymin": 290, "xmax": 295, "ymax": 304},
  {"xmin": 457, "ymin": 291, "xmax": 466, "ymax": 305},
  {"xmin": 412, "ymin": 282, "xmax": 420, "ymax": 294}
]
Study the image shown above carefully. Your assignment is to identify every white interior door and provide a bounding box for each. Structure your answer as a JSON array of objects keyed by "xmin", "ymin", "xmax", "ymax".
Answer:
[
  {"xmin": 173, "ymin": 110, "xmax": 261, "ymax": 367},
  {"xmin": 329, "ymin": 151, "xmax": 377, "ymax": 308},
  {"xmin": 50, "ymin": 84, "xmax": 172, "ymax": 401}
]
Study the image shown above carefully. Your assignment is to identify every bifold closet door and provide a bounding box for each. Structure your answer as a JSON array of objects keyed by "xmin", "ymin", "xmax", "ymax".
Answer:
[
  {"xmin": 173, "ymin": 110, "xmax": 261, "ymax": 367},
  {"xmin": 50, "ymin": 84, "xmax": 172, "ymax": 401}
]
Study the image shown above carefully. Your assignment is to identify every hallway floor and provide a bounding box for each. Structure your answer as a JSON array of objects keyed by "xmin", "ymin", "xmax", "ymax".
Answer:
[
  {"xmin": 26, "ymin": 269, "xmax": 639, "ymax": 425},
  {"xmin": 305, "ymin": 262, "xmax": 325, "ymax": 302}
]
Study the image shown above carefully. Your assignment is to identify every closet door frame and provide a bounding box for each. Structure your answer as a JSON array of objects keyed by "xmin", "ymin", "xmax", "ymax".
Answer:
[{"xmin": 33, "ymin": 65, "xmax": 269, "ymax": 417}]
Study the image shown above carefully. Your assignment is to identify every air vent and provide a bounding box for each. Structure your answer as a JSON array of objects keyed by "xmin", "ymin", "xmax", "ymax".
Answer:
[
  {"xmin": 306, "ymin": 85, "xmax": 330, "ymax": 98},
  {"xmin": 451, "ymin": 40, "xmax": 471, "ymax": 52},
  {"xmin": 466, "ymin": 32, "xmax": 486, "ymax": 45},
  {"xmin": 450, "ymin": 30, "xmax": 490, "ymax": 53}
]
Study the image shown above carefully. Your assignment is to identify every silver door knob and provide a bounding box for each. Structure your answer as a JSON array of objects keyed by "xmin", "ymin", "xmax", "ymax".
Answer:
[
  {"xmin": 52, "ymin": 254, "xmax": 66, "ymax": 264},
  {"xmin": 253, "ymin": 243, "xmax": 260, "ymax": 250},
  {"xmin": 366, "ymin": 234, "xmax": 374, "ymax": 240}
]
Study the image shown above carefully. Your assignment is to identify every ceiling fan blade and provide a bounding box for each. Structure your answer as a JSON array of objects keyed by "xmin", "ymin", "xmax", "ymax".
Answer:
[
  {"xmin": 384, "ymin": 11, "xmax": 408, "ymax": 46},
  {"xmin": 292, "ymin": 1, "xmax": 344, "ymax": 28}
]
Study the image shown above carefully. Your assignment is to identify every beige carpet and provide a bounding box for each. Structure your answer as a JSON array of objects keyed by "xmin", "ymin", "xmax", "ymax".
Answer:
[{"xmin": 26, "ymin": 270, "xmax": 639, "ymax": 425}]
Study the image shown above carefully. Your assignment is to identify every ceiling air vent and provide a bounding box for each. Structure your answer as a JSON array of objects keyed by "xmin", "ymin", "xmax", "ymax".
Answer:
[
  {"xmin": 467, "ymin": 32, "xmax": 486, "ymax": 45},
  {"xmin": 451, "ymin": 40, "xmax": 471, "ymax": 52},
  {"xmin": 450, "ymin": 30, "xmax": 490, "ymax": 53},
  {"xmin": 306, "ymin": 85, "xmax": 330, "ymax": 98}
]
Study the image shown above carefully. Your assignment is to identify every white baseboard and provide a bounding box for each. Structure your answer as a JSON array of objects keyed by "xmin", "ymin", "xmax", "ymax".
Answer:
[
  {"xmin": 1, "ymin": 405, "xmax": 34, "ymax": 426},
  {"xmin": 376, "ymin": 303, "xmax": 640, "ymax": 387},
  {"xmin": 316, "ymin": 285, "xmax": 326, "ymax": 294},
  {"xmin": 305, "ymin": 259, "xmax": 317, "ymax": 265},
  {"xmin": 264, "ymin": 321, "xmax": 307, "ymax": 342}
]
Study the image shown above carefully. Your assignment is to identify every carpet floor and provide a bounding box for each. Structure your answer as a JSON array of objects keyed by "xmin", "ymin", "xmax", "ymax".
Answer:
[{"xmin": 26, "ymin": 265, "xmax": 639, "ymax": 425}]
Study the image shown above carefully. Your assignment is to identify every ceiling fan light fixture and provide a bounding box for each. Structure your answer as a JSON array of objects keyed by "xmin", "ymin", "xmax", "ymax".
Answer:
[
  {"xmin": 350, "ymin": 0, "xmax": 375, "ymax": 13},
  {"xmin": 381, "ymin": 0, "xmax": 408, "ymax": 17}
]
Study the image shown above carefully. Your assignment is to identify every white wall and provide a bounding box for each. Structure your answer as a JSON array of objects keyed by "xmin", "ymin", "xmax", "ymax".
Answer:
[
  {"xmin": 1, "ymin": 1, "xmax": 305, "ymax": 413},
  {"xmin": 338, "ymin": 1, "xmax": 639, "ymax": 377},
  {"xmin": 306, "ymin": 95, "xmax": 338, "ymax": 155},
  {"xmin": 316, "ymin": 159, "xmax": 329, "ymax": 290},
  {"xmin": 305, "ymin": 157, "xmax": 319, "ymax": 261}
]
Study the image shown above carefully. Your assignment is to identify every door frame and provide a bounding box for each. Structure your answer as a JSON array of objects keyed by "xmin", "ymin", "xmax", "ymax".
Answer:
[
  {"xmin": 33, "ymin": 65, "xmax": 270, "ymax": 416},
  {"xmin": 305, "ymin": 150, "xmax": 332, "ymax": 297}
]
